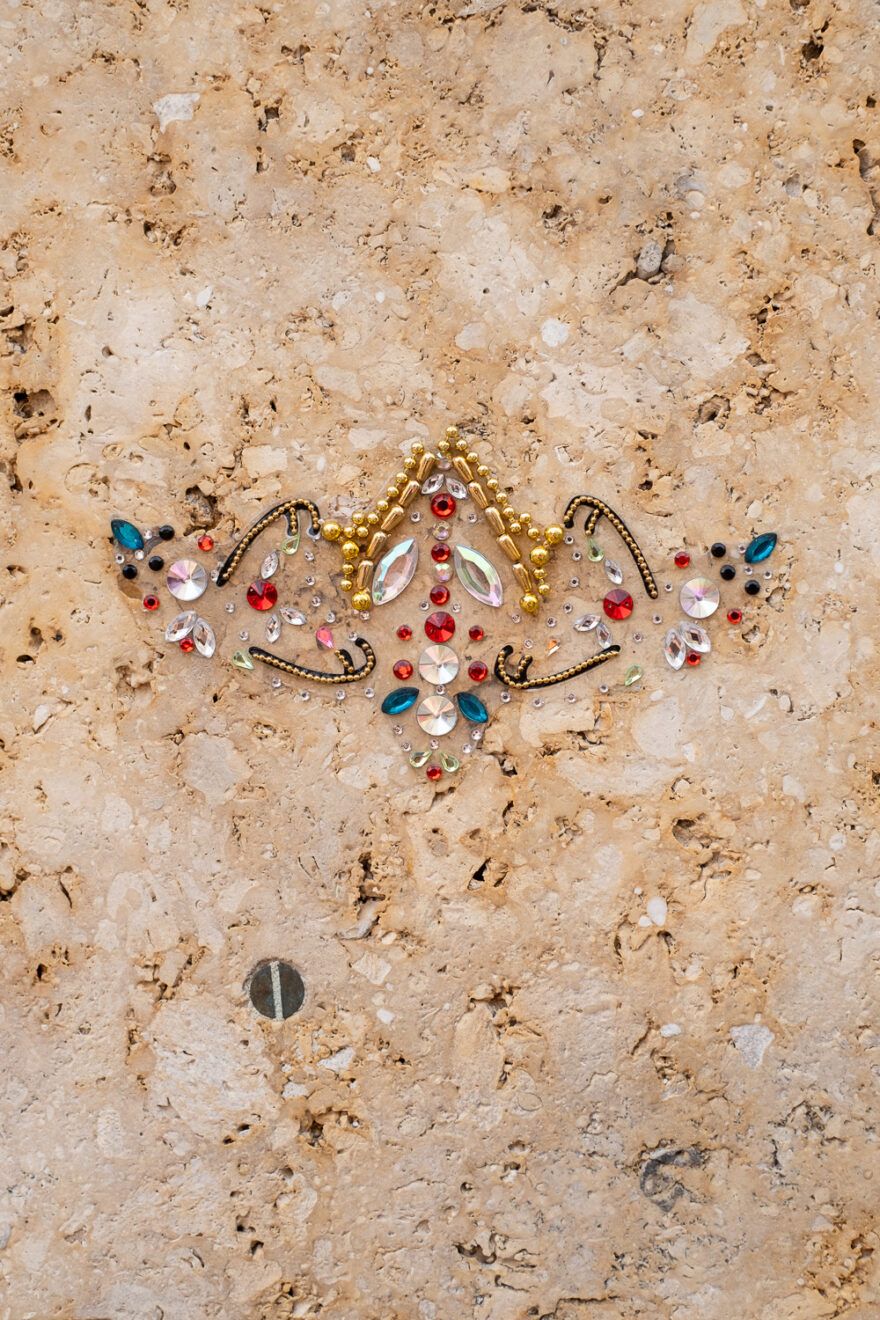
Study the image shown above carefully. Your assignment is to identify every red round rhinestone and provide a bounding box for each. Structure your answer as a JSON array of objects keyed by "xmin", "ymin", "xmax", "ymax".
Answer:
[
  {"xmin": 430, "ymin": 492, "xmax": 456, "ymax": 519},
  {"xmin": 469, "ymin": 625, "xmax": 484, "ymax": 642},
  {"xmin": 143, "ymin": 594, "xmax": 160, "ymax": 611},
  {"xmin": 727, "ymin": 608, "xmax": 743, "ymax": 624},
  {"xmin": 247, "ymin": 580, "xmax": 278, "ymax": 611},
  {"xmin": 425, "ymin": 610, "xmax": 455, "ymax": 643},
  {"xmin": 431, "ymin": 542, "xmax": 451, "ymax": 563},
  {"xmin": 397, "ymin": 624, "xmax": 412, "ymax": 641},
  {"xmin": 468, "ymin": 660, "xmax": 488, "ymax": 682},
  {"xmin": 674, "ymin": 550, "xmax": 690, "ymax": 568},
  {"xmin": 685, "ymin": 651, "xmax": 701, "ymax": 666},
  {"xmin": 393, "ymin": 659, "xmax": 413, "ymax": 680},
  {"xmin": 603, "ymin": 589, "xmax": 634, "ymax": 620},
  {"xmin": 430, "ymin": 584, "xmax": 450, "ymax": 606},
  {"xmin": 426, "ymin": 765, "xmax": 443, "ymax": 782},
  {"xmin": 179, "ymin": 636, "xmax": 195, "ymax": 653},
  {"xmin": 197, "ymin": 533, "xmax": 214, "ymax": 552}
]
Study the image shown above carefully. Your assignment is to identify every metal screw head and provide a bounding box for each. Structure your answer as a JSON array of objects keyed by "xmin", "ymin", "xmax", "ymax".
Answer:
[{"xmin": 248, "ymin": 961, "xmax": 305, "ymax": 1020}]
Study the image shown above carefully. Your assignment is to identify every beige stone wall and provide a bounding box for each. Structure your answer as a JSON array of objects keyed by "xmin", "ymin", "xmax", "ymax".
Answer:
[{"xmin": 1, "ymin": 0, "xmax": 878, "ymax": 1316}]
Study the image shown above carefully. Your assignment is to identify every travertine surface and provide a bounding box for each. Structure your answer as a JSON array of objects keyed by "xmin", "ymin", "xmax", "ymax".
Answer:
[{"xmin": 1, "ymin": 0, "xmax": 878, "ymax": 1316}]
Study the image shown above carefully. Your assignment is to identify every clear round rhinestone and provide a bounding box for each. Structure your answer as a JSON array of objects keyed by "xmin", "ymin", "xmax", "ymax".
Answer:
[
  {"xmin": 326, "ymin": 611, "xmax": 336, "ymax": 623},
  {"xmin": 599, "ymin": 683, "xmax": 609, "ymax": 694},
  {"xmin": 533, "ymin": 697, "xmax": 543, "ymax": 707},
  {"xmin": 410, "ymin": 511, "xmax": 421, "ymax": 523},
  {"xmin": 563, "ymin": 603, "xmax": 573, "ymax": 614},
  {"xmin": 570, "ymin": 578, "xmax": 579, "ymax": 588},
  {"xmin": 166, "ymin": 560, "xmax": 208, "ymax": 601},
  {"xmin": 239, "ymin": 630, "xmax": 249, "ymax": 641},
  {"xmin": 304, "ymin": 549, "xmax": 315, "ymax": 561},
  {"xmin": 393, "ymin": 724, "xmax": 403, "ymax": 735},
  {"xmin": 435, "ymin": 564, "xmax": 453, "ymax": 582},
  {"xmin": 451, "ymin": 602, "xmax": 461, "ymax": 613},
  {"xmin": 500, "ymin": 691, "xmax": 511, "ymax": 703},
  {"xmin": 301, "ymin": 690, "xmax": 310, "ymax": 701},
  {"xmin": 434, "ymin": 526, "xmax": 450, "ymax": 541},
  {"xmin": 633, "ymin": 632, "xmax": 643, "ymax": 642},
  {"xmin": 564, "ymin": 534, "xmax": 574, "ymax": 545},
  {"xmin": 272, "ymin": 676, "xmax": 282, "ymax": 688},
  {"xmin": 348, "ymin": 630, "xmax": 358, "ymax": 640},
  {"xmin": 416, "ymin": 695, "xmax": 458, "ymax": 736},
  {"xmin": 365, "ymin": 687, "xmax": 375, "ymax": 698},
  {"xmin": 547, "ymin": 617, "xmax": 557, "ymax": 627},
  {"xmin": 114, "ymin": 553, "xmax": 125, "ymax": 564},
  {"xmin": 430, "ymin": 738, "xmax": 439, "ymax": 750},
  {"xmin": 420, "ymin": 600, "xmax": 429, "ymax": 611},
  {"xmin": 680, "ymin": 577, "xmax": 721, "ymax": 619},
  {"xmin": 664, "ymin": 582, "xmax": 674, "ymax": 592},
  {"xmin": 471, "ymin": 728, "xmax": 483, "ymax": 742},
  {"xmin": 362, "ymin": 612, "xmax": 371, "ymax": 621},
  {"xmin": 572, "ymin": 551, "xmax": 582, "ymax": 562},
  {"xmin": 305, "ymin": 575, "xmax": 315, "ymax": 586},
  {"xmin": 143, "ymin": 529, "xmax": 154, "ymax": 540},
  {"xmin": 401, "ymin": 741, "xmax": 411, "ymax": 752},
  {"xmin": 311, "ymin": 595, "xmax": 322, "ymax": 607},
  {"xmin": 744, "ymin": 565, "xmax": 753, "ymax": 576},
  {"xmin": 462, "ymin": 743, "xmax": 473, "ymax": 754},
  {"xmin": 467, "ymin": 512, "xmax": 478, "ymax": 523},
  {"xmin": 225, "ymin": 602, "xmax": 235, "ymax": 613},
  {"xmin": 763, "ymin": 569, "xmax": 772, "ymax": 579},
  {"xmin": 435, "ymin": 685, "xmax": 446, "ymax": 695},
  {"xmin": 134, "ymin": 550, "xmax": 145, "ymax": 561},
  {"xmin": 511, "ymin": 612, "xmax": 521, "ymax": 624},
  {"xmin": 419, "ymin": 644, "xmax": 459, "ymax": 685},
  {"xmin": 336, "ymin": 690, "xmax": 345, "ymax": 700},
  {"xmin": 652, "ymin": 614, "xmax": 663, "ymax": 624},
  {"xmin": 566, "ymin": 692, "xmax": 576, "ymax": 703}
]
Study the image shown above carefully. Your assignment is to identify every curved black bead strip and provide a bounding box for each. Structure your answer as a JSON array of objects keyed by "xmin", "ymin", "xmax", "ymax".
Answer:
[
  {"xmin": 216, "ymin": 499, "xmax": 322, "ymax": 586},
  {"xmin": 494, "ymin": 643, "xmax": 620, "ymax": 690},
  {"xmin": 561, "ymin": 495, "xmax": 658, "ymax": 600},
  {"xmin": 248, "ymin": 636, "xmax": 376, "ymax": 685}
]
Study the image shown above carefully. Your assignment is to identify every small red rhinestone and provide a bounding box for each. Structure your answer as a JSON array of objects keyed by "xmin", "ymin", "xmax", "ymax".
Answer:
[
  {"xmin": 431, "ymin": 542, "xmax": 451, "ymax": 563},
  {"xmin": 143, "ymin": 594, "xmax": 160, "ymax": 611},
  {"xmin": 430, "ymin": 492, "xmax": 456, "ymax": 519},
  {"xmin": 425, "ymin": 610, "xmax": 455, "ymax": 643},
  {"xmin": 468, "ymin": 660, "xmax": 488, "ymax": 682},
  {"xmin": 426, "ymin": 765, "xmax": 443, "ymax": 782},
  {"xmin": 674, "ymin": 551, "xmax": 690, "ymax": 568},
  {"xmin": 393, "ymin": 659, "xmax": 413, "ymax": 680},
  {"xmin": 469, "ymin": 625, "xmax": 484, "ymax": 642},
  {"xmin": 727, "ymin": 608, "xmax": 743, "ymax": 624},
  {"xmin": 247, "ymin": 581, "xmax": 278, "ymax": 610},
  {"xmin": 397, "ymin": 624, "xmax": 412, "ymax": 640},
  {"xmin": 179, "ymin": 636, "xmax": 195, "ymax": 653},
  {"xmin": 685, "ymin": 651, "xmax": 701, "ymax": 666},
  {"xmin": 430, "ymin": 584, "xmax": 450, "ymax": 606},
  {"xmin": 197, "ymin": 533, "xmax": 214, "ymax": 552},
  {"xmin": 603, "ymin": 589, "xmax": 634, "ymax": 620}
]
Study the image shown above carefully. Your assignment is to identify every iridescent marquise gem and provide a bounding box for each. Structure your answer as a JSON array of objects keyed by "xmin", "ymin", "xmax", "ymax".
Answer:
[
  {"xmin": 167, "ymin": 559, "xmax": 208, "ymax": 601},
  {"xmin": 416, "ymin": 694, "xmax": 458, "ymax": 736},
  {"xmin": 744, "ymin": 532, "xmax": 777, "ymax": 564},
  {"xmin": 111, "ymin": 518, "xmax": 144, "ymax": 551},
  {"xmin": 418, "ymin": 644, "xmax": 459, "ymax": 686},
  {"xmin": 373, "ymin": 538, "xmax": 419, "ymax": 606},
  {"xmin": 664, "ymin": 629, "xmax": 687, "ymax": 670},
  {"xmin": 453, "ymin": 544, "xmax": 503, "ymax": 608},
  {"xmin": 679, "ymin": 577, "xmax": 720, "ymax": 619},
  {"xmin": 381, "ymin": 687, "xmax": 419, "ymax": 715},
  {"xmin": 679, "ymin": 620, "xmax": 711, "ymax": 653},
  {"xmin": 456, "ymin": 691, "xmax": 488, "ymax": 723}
]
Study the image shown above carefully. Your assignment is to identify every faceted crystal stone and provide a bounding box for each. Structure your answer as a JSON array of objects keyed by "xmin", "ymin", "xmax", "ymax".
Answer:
[
  {"xmin": 586, "ymin": 537, "xmax": 604, "ymax": 563},
  {"xmin": 167, "ymin": 560, "xmax": 208, "ymax": 601},
  {"xmin": 430, "ymin": 584, "xmax": 450, "ymax": 606},
  {"xmin": 165, "ymin": 610, "xmax": 197, "ymax": 642},
  {"xmin": 468, "ymin": 660, "xmax": 488, "ymax": 682},
  {"xmin": 393, "ymin": 659, "xmax": 414, "ymax": 680},
  {"xmin": 664, "ymin": 628, "xmax": 687, "ymax": 670},
  {"xmin": 430, "ymin": 493, "xmax": 456, "ymax": 519},
  {"xmin": 679, "ymin": 620, "xmax": 711, "ymax": 653},
  {"xmin": 315, "ymin": 625, "xmax": 334, "ymax": 650},
  {"xmin": 574, "ymin": 614, "xmax": 601, "ymax": 632},
  {"xmin": 431, "ymin": 542, "xmax": 451, "ymax": 563},
  {"xmin": 231, "ymin": 650, "xmax": 254, "ymax": 670},
  {"xmin": 416, "ymin": 694, "xmax": 458, "ymax": 736},
  {"xmin": 547, "ymin": 638, "xmax": 560, "ymax": 656},
  {"xmin": 280, "ymin": 529, "xmax": 300, "ymax": 555},
  {"xmin": 604, "ymin": 558, "xmax": 624, "ymax": 585},
  {"xmin": 679, "ymin": 577, "xmax": 720, "ymax": 618},
  {"xmin": 111, "ymin": 518, "xmax": 144, "ymax": 551},
  {"xmin": 744, "ymin": 532, "xmax": 777, "ymax": 564},
  {"xmin": 246, "ymin": 580, "xmax": 278, "ymax": 610},
  {"xmin": 419, "ymin": 644, "xmax": 459, "ymax": 685},
  {"xmin": 420, "ymin": 473, "xmax": 444, "ymax": 495},
  {"xmin": 425, "ymin": 610, "xmax": 455, "ymax": 643},
  {"xmin": 193, "ymin": 618, "xmax": 216, "ymax": 658},
  {"xmin": 445, "ymin": 477, "xmax": 467, "ymax": 499},
  {"xmin": 440, "ymin": 752, "xmax": 460, "ymax": 773},
  {"xmin": 596, "ymin": 621, "xmax": 613, "ymax": 647},
  {"xmin": 457, "ymin": 691, "xmax": 488, "ymax": 723},
  {"xmin": 434, "ymin": 563, "xmax": 453, "ymax": 582},
  {"xmin": 197, "ymin": 534, "xmax": 214, "ymax": 552},
  {"xmin": 373, "ymin": 538, "xmax": 418, "ymax": 606},
  {"xmin": 265, "ymin": 614, "xmax": 281, "ymax": 643},
  {"xmin": 281, "ymin": 607, "xmax": 306, "ymax": 625},
  {"xmin": 624, "ymin": 664, "xmax": 643, "ymax": 686},
  {"xmin": 603, "ymin": 589, "xmax": 633, "ymax": 620},
  {"xmin": 409, "ymin": 749, "xmax": 431, "ymax": 767},
  {"xmin": 261, "ymin": 551, "xmax": 279, "ymax": 579},
  {"xmin": 453, "ymin": 544, "xmax": 503, "ymax": 608},
  {"xmin": 381, "ymin": 687, "xmax": 419, "ymax": 715},
  {"xmin": 426, "ymin": 765, "xmax": 443, "ymax": 782}
]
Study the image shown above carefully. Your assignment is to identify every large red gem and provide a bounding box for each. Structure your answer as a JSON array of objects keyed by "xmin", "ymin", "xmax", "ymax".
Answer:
[
  {"xmin": 431, "ymin": 542, "xmax": 451, "ymax": 563},
  {"xmin": 393, "ymin": 659, "xmax": 413, "ymax": 680},
  {"xmin": 468, "ymin": 660, "xmax": 488, "ymax": 682},
  {"xmin": 430, "ymin": 492, "xmax": 456, "ymax": 519},
  {"xmin": 425, "ymin": 610, "xmax": 455, "ymax": 643},
  {"xmin": 247, "ymin": 580, "xmax": 278, "ymax": 610},
  {"xmin": 430, "ymin": 584, "xmax": 450, "ymax": 606},
  {"xmin": 603, "ymin": 589, "xmax": 633, "ymax": 620}
]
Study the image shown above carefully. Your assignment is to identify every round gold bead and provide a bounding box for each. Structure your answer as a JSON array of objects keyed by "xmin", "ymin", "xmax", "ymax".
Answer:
[
  {"xmin": 340, "ymin": 578, "xmax": 353, "ymax": 592},
  {"xmin": 533, "ymin": 567, "xmax": 547, "ymax": 580},
  {"xmin": 438, "ymin": 440, "xmax": 450, "ymax": 455},
  {"xmin": 445, "ymin": 425, "xmax": 459, "ymax": 439},
  {"xmin": 343, "ymin": 526, "xmax": 355, "ymax": 539},
  {"xmin": 377, "ymin": 499, "xmax": 389, "ymax": 513},
  {"xmin": 320, "ymin": 520, "xmax": 342, "ymax": 542},
  {"xmin": 537, "ymin": 584, "xmax": 551, "ymax": 597},
  {"xmin": 367, "ymin": 512, "xmax": 380, "ymax": 526},
  {"xmin": 356, "ymin": 526, "xmax": 369, "ymax": 539},
  {"xmin": 395, "ymin": 471, "xmax": 407, "ymax": 485},
  {"xmin": 502, "ymin": 506, "xmax": 516, "ymax": 520},
  {"xmin": 352, "ymin": 512, "xmax": 366, "ymax": 526},
  {"xmin": 527, "ymin": 527, "xmax": 541, "ymax": 540},
  {"xmin": 455, "ymin": 438, "xmax": 467, "ymax": 452},
  {"xmin": 487, "ymin": 478, "xmax": 499, "ymax": 491},
  {"xmin": 403, "ymin": 456, "xmax": 416, "ymax": 471},
  {"xmin": 509, "ymin": 522, "xmax": 522, "ymax": 535},
  {"xmin": 466, "ymin": 451, "xmax": 479, "ymax": 464},
  {"xmin": 520, "ymin": 512, "xmax": 531, "ymax": 525},
  {"xmin": 476, "ymin": 464, "xmax": 489, "ymax": 477},
  {"xmin": 341, "ymin": 540, "xmax": 360, "ymax": 561},
  {"xmin": 521, "ymin": 592, "xmax": 540, "ymax": 614},
  {"xmin": 387, "ymin": 486, "xmax": 400, "ymax": 499},
  {"xmin": 545, "ymin": 524, "xmax": 565, "ymax": 545},
  {"xmin": 530, "ymin": 546, "xmax": 550, "ymax": 567},
  {"xmin": 494, "ymin": 491, "xmax": 508, "ymax": 505},
  {"xmin": 411, "ymin": 441, "xmax": 425, "ymax": 456},
  {"xmin": 343, "ymin": 564, "xmax": 355, "ymax": 576},
  {"xmin": 352, "ymin": 590, "xmax": 372, "ymax": 612}
]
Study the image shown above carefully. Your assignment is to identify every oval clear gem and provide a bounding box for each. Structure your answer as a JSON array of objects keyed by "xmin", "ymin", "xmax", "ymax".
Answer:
[
  {"xmin": 261, "ymin": 551, "xmax": 279, "ymax": 579},
  {"xmin": 421, "ymin": 473, "xmax": 444, "ymax": 495},
  {"xmin": 445, "ymin": 477, "xmax": 467, "ymax": 498},
  {"xmin": 266, "ymin": 614, "xmax": 281, "ymax": 643},
  {"xmin": 679, "ymin": 620, "xmax": 711, "ymax": 653},
  {"xmin": 664, "ymin": 629, "xmax": 687, "ymax": 670},
  {"xmin": 193, "ymin": 618, "xmax": 216, "ymax": 658},
  {"xmin": 574, "ymin": 614, "xmax": 601, "ymax": 632},
  {"xmin": 373, "ymin": 538, "xmax": 419, "ymax": 606},
  {"xmin": 596, "ymin": 621, "xmax": 613, "ymax": 647},
  {"xmin": 165, "ymin": 610, "xmax": 197, "ymax": 642},
  {"xmin": 453, "ymin": 544, "xmax": 503, "ymax": 608},
  {"xmin": 281, "ymin": 607, "xmax": 306, "ymax": 626},
  {"xmin": 604, "ymin": 558, "xmax": 623, "ymax": 585}
]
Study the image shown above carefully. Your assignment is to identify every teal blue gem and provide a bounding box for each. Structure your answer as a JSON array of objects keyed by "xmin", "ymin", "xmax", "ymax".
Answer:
[
  {"xmin": 381, "ymin": 687, "xmax": 419, "ymax": 715},
  {"xmin": 456, "ymin": 692, "xmax": 488, "ymax": 723},
  {"xmin": 111, "ymin": 518, "xmax": 144, "ymax": 551},
  {"xmin": 744, "ymin": 533, "xmax": 777, "ymax": 564}
]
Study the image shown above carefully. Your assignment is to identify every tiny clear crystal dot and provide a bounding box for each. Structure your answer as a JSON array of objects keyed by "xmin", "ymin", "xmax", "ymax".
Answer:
[
  {"xmin": 564, "ymin": 534, "xmax": 574, "ymax": 545},
  {"xmin": 664, "ymin": 583, "xmax": 673, "ymax": 592},
  {"xmin": 411, "ymin": 511, "xmax": 421, "ymax": 522},
  {"xmin": 563, "ymin": 603, "xmax": 572, "ymax": 613},
  {"xmin": 501, "ymin": 692, "xmax": 511, "ymax": 702},
  {"xmin": 653, "ymin": 614, "xmax": 662, "ymax": 624},
  {"xmin": 272, "ymin": 676, "xmax": 282, "ymax": 688},
  {"xmin": 599, "ymin": 683, "xmax": 609, "ymax": 693},
  {"xmin": 402, "ymin": 741, "xmax": 411, "ymax": 751},
  {"xmin": 240, "ymin": 630, "xmax": 249, "ymax": 640},
  {"xmin": 572, "ymin": 551, "xmax": 582, "ymax": 561},
  {"xmin": 301, "ymin": 691, "xmax": 310, "ymax": 700},
  {"xmin": 566, "ymin": 692, "xmax": 576, "ymax": 703},
  {"xmin": 452, "ymin": 602, "xmax": 461, "ymax": 613},
  {"xmin": 134, "ymin": 550, "xmax": 145, "ymax": 561},
  {"xmin": 365, "ymin": 687, "xmax": 374, "ymax": 697},
  {"xmin": 336, "ymin": 690, "xmax": 345, "ymax": 700},
  {"xmin": 225, "ymin": 602, "xmax": 235, "ymax": 613},
  {"xmin": 511, "ymin": 612, "xmax": 521, "ymax": 623},
  {"xmin": 570, "ymin": 578, "xmax": 579, "ymax": 588},
  {"xmin": 547, "ymin": 617, "xmax": 557, "ymax": 627},
  {"xmin": 533, "ymin": 697, "xmax": 543, "ymax": 707},
  {"xmin": 305, "ymin": 550, "xmax": 315, "ymax": 561},
  {"xmin": 393, "ymin": 724, "xmax": 403, "ymax": 735},
  {"xmin": 467, "ymin": 512, "xmax": 477, "ymax": 523}
]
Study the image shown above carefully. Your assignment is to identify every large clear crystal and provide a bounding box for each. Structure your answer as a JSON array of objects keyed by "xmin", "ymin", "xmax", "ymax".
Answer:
[
  {"xmin": 453, "ymin": 544, "xmax": 503, "ymax": 608},
  {"xmin": 166, "ymin": 560, "xmax": 208, "ymax": 601},
  {"xmin": 418, "ymin": 644, "xmax": 460, "ymax": 685},
  {"xmin": 679, "ymin": 577, "xmax": 720, "ymax": 619},
  {"xmin": 261, "ymin": 551, "xmax": 279, "ymax": 579},
  {"xmin": 604, "ymin": 558, "xmax": 623, "ymax": 585},
  {"xmin": 420, "ymin": 473, "xmax": 444, "ymax": 495},
  {"xmin": 281, "ymin": 607, "xmax": 306, "ymax": 626},
  {"xmin": 416, "ymin": 695, "xmax": 458, "ymax": 737},
  {"xmin": 679, "ymin": 620, "xmax": 711, "ymax": 653},
  {"xmin": 373, "ymin": 538, "xmax": 419, "ymax": 606},
  {"xmin": 574, "ymin": 614, "xmax": 601, "ymax": 632},
  {"xmin": 664, "ymin": 628, "xmax": 687, "ymax": 669},
  {"xmin": 193, "ymin": 618, "xmax": 216, "ymax": 658},
  {"xmin": 445, "ymin": 477, "xmax": 468, "ymax": 499},
  {"xmin": 165, "ymin": 610, "xmax": 197, "ymax": 642}
]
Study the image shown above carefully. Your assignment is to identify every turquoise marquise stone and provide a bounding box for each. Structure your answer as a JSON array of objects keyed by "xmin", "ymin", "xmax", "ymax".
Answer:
[
  {"xmin": 381, "ymin": 687, "xmax": 419, "ymax": 715},
  {"xmin": 111, "ymin": 518, "xmax": 144, "ymax": 550},
  {"xmin": 744, "ymin": 533, "xmax": 777, "ymax": 564},
  {"xmin": 456, "ymin": 691, "xmax": 488, "ymax": 723}
]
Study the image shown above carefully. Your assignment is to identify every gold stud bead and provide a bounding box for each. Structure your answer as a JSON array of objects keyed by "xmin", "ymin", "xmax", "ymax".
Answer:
[
  {"xmin": 340, "ymin": 579, "xmax": 353, "ymax": 592},
  {"xmin": 343, "ymin": 525, "xmax": 355, "ymax": 539},
  {"xmin": 320, "ymin": 520, "xmax": 341, "ymax": 542},
  {"xmin": 530, "ymin": 546, "xmax": 550, "ymax": 567},
  {"xmin": 545, "ymin": 525, "xmax": 564, "ymax": 545},
  {"xmin": 445, "ymin": 425, "xmax": 459, "ymax": 439},
  {"xmin": 527, "ymin": 527, "xmax": 541, "ymax": 540},
  {"xmin": 537, "ymin": 584, "xmax": 551, "ymax": 597},
  {"xmin": 487, "ymin": 478, "xmax": 499, "ymax": 491},
  {"xmin": 455, "ymin": 438, "xmax": 467, "ymax": 452},
  {"xmin": 367, "ymin": 512, "xmax": 380, "ymax": 526},
  {"xmin": 509, "ymin": 521, "xmax": 522, "ymax": 534},
  {"xmin": 352, "ymin": 512, "xmax": 366, "ymax": 526},
  {"xmin": 356, "ymin": 526, "xmax": 369, "ymax": 539},
  {"xmin": 466, "ymin": 451, "xmax": 479, "ymax": 464},
  {"xmin": 403, "ymin": 456, "xmax": 416, "ymax": 471},
  {"xmin": 521, "ymin": 592, "xmax": 539, "ymax": 614},
  {"xmin": 495, "ymin": 491, "xmax": 508, "ymax": 505},
  {"xmin": 387, "ymin": 486, "xmax": 400, "ymax": 499},
  {"xmin": 352, "ymin": 590, "xmax": 372, "ymax": 612},
  {"xmin": 520, "ymin": 512, "xmax": 531, "ymax": 525},
  {"xmin": 377, "ymin": 499, "xmax": 390, "ymax": 513},
  {"xmin": 438, "ymin": 440, "xmax": 450, "ymax": 455},
  {"xmin": 411, "ymin": 441, "xmax": 425, "ymax": 456},
  {"xmin": 395, "ymin": 471, "xmax": 407, "ymax": 485},
  {"xmin": 341, "ymin": 540, "xmax": 360, "ymax": 561},
  {"xmin": 343, "ymin": 564, "xmax": 355, "ymax": 577},
  {"xmin": 476, "ymin": 464, "xmax": 489, "ymax": 478},
  {"xmin": 502, "ymin": 506, "xmax": 516, "ymax": 520}
]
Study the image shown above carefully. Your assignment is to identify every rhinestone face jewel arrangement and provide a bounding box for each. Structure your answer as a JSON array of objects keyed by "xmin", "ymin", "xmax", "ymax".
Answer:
[{"xmin": 109, "ymin": 425, "xmax": 783, "ymax": 785}]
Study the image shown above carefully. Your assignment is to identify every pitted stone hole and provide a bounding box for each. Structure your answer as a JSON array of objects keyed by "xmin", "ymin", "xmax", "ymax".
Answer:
[{"xmin": 248, "ymin": 961, "xmax": 305, "ymax": 1021}]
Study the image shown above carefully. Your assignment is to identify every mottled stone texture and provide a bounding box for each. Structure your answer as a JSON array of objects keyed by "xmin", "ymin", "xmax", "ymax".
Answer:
[{"xmin": 1, "ymin": 0, "xmax": 878, "ymax": 1317}]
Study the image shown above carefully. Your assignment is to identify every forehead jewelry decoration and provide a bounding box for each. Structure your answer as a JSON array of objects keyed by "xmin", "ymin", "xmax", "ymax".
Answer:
[{"xmin": 110, "ymin": 425, "xmax": 781, "ymax": 784}]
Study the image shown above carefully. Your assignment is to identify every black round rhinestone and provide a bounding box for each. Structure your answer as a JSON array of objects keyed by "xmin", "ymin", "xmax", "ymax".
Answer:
[
  {"xmin": 744, "ymin": 579, "xmax": 760, "ymax": 595},
  {"xmin": 720, "ymin": 564, "xmax": 736, "ymax": 580},
  {"xmin": 158, "ymin": 525, "xmax": 175, "ymax": 541},
  {"xmin": 121, "ymin": 563, "xmax": 138, "ymax": 580},
  {"xmin": 148, "ymin": 555, "xmax": 164, "ymax": 571},
  {"xmin": 710, "ymin": 542, "xmax": 726, "ymax": 558}
]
